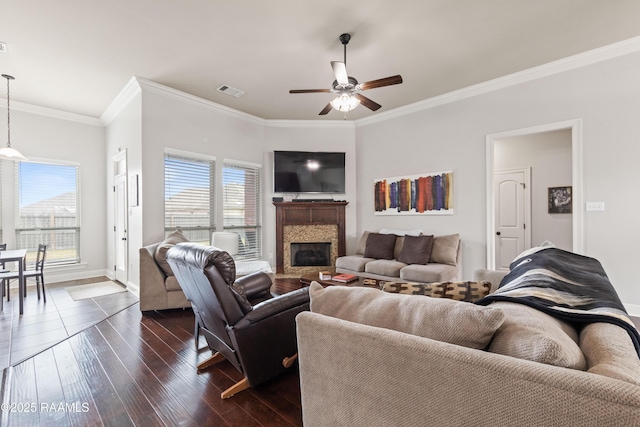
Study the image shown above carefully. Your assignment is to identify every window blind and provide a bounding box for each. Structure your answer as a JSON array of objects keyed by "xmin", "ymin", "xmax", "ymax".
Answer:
[
  {"xmin": 15, "ymin": 161, "xmax": 80, "ymax": 265},
  {"xmin": 164, "ymin": 153, "xmax": 215, "ymax": 244},
  {"xmin": 222, "ymin": 161, "xmax": 261, "ymax": 260}
]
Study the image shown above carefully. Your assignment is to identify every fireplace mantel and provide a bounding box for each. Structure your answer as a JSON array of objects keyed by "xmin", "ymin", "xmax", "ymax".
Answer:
[{"xmin": 274, "ymin": 201, "xmax": 348, "ymax": 274}]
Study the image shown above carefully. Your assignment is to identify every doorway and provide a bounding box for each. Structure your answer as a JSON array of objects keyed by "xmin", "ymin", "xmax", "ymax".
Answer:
[
  {"xmin": 485, "ymin": 119, "xmax": 583, "ymax": 269},
  {"xmin": 113, "ymin": 151, "xmax": 128, "ymax": 284}
]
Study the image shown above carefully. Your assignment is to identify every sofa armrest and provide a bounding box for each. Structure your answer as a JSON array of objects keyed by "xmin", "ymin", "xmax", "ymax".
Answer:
[
  {"xmin": 296, "ymin": 311, "xmax": 640, "ymax": 427},
  {"xmin": 234, "ymin": 271, "xmax": 272, "ymax": 299},
  {"xmin": 139, "ymin": 244, "xmax": 168, "ymax": 310},
  {"xmin": 473, "ymin": 269, "xmax": 508, "ymax": 293}
]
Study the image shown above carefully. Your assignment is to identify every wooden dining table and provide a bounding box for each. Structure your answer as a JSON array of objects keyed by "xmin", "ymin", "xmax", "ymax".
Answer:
[{"xmin": 0, "ymin": 249, "xmax": 27, "ymax": 314}]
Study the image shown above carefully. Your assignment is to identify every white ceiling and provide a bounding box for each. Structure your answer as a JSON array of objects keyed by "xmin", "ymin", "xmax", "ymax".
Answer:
[{"xmin": 3, "ymin": 0, "xmax": 640, "ymax": 121}]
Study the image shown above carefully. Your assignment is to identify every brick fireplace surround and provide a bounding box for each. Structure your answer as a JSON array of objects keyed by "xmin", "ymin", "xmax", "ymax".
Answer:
[{"xmin": 273, "ymin": 201, "xmax": 348, "ymax": 275}]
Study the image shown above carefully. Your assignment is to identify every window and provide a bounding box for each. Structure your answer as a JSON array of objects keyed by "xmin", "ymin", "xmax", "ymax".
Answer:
[
  {"xmin": 223, "ymin": 160, "xmax": 261, "ymax": 260},
  {"xmin": 164, "ymin": 152, "xmax": 215, "ymax": 243},
  {"xmin": 16, "ymin": 161, "xmax": 80, "ymax": 265}
]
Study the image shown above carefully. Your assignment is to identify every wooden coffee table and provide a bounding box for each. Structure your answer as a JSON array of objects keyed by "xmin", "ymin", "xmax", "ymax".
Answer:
[{"xmin": 299, "ymin": 272, "xmax": 382, "ymax": 288}]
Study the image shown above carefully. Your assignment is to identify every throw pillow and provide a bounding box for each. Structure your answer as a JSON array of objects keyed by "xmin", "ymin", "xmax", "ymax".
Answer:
[
  {"xmin": 579, "ymin": 322, "xmax": 640, "ymax": 386},
  {"xmin": 355, "ymin": 231, "xmax": 371, "ymax": 255},
  {"xmin": 486, "ymin": 301, "xmax": 586, "ymax": 370},
  {"xmin": 430, "ymin": 234, "xmax": 460, "ymax": 266},
  {"xmin": 397, "ymin": 235, "xmax": 434, "ymax": 265},
  {"xmin": 154, "ymin": 228, "xmax": 189, "ymax": 276},
  {"xmin": 363, "ymin": 233, "xmax": 397, "ymax": 260},
  {"xmin": 382, "ymin": 280, "xmax": 492, "ymax": 303},
  {"xmin": 309, "ymin": 282, "xmax": 505, "ymax": 350}
]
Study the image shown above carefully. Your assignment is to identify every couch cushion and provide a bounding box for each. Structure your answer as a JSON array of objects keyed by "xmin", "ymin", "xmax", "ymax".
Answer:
[
  {"xmin": 399, "ymin": 263, "xmax": 458, "ymax": 283},
  {"xmin": 430, "ymin": 234, "xmax": 459, "ymax": 266},
  {"xmin": 309, "ymin": 282, "xmax": 505, "ymax": 350},
  {"xmin": 397, "ymin": 235, "xmax": 434, "ymax": 265},
  {"xmin": 365, "ymin": 259, "xmax": 406, "ymax": 277},
  {"xmin": 154, "ymin": 229, "xmax": 189, "ymax": 276},
  {"xmin": 487, "ymin": 301, "xmax": 586, "ymax": 370},
  {"xmin": 363, "ymin": 233, "xmax": 397, "ymax": 260},
  {"xmin": 579, "ymin": 322, "xmax": 640, "ymax": 386},
  {"xmin": 382, "ymin": 280, "xmax": 491, "ymax": 303},
  {"xmin": 335, "ymin": 255, "xmax": 374, "ymax": 273}
]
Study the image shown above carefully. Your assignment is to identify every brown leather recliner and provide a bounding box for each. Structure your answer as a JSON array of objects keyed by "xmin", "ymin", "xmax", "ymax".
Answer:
[{"xmin": 166, "ymin": 242, "xmax": 310, "ymax": 399}]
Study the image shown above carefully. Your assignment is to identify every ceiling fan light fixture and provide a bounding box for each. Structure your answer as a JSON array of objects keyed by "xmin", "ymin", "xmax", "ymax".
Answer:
[{"xmin": 330, "ymin": 93, "xmax": 360, "ymax": 112}]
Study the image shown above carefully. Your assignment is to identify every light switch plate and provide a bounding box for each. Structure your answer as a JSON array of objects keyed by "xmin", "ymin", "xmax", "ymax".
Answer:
[{"xmin": 586, "ymin": 202, "xmax": 605, "ymax": 211}]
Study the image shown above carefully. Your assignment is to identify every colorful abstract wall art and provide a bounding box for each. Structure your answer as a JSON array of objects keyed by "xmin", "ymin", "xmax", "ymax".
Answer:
[{"xmin": 374, "ymin": 171, "xmax": 453, "ymax": 215}]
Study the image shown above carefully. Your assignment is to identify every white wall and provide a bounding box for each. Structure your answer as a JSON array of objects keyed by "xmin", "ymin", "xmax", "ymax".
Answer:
[
  {"xmin": 0, "ymin": 107, "xmax": 107, "ymax": 282},
  {"xmin": 495, "ymin": 129, "xmax": 573, "ymax": 250},
  {"xmin": 355, "ymin": 51, "xmax": 640, "ymax": 312},
  {"xmin": 139, "ymin": 86, "xmax": 265, "ymax": 245}
]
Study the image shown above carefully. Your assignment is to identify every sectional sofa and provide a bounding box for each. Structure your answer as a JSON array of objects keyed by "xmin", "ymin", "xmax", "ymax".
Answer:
[
  {"xmin": 335, "ymin": 230, "xmax": 461, "ymax": 283},
  {"xmin": 297, "ymin": 250, "xmax": 640, "ymax": 426}
]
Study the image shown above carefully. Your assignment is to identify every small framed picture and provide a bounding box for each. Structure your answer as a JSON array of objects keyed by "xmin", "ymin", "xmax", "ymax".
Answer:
[{"xmin": 548, "ymin": 186, "xmax": 572, "ymax": 214}]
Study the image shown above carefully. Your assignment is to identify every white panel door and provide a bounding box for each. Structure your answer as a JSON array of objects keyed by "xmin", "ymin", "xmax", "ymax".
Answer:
[
  {"xmin": 114, "ymin": 172, "xmax": 128, "ymax": 284},
  {"xmin": 494, "ymin": 169, "xmax": 531, "ymax": 270}
]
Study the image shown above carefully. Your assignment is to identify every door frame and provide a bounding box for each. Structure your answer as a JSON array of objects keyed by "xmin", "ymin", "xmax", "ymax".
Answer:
[
  {"xmin": 113, "ymin": 150, "xmax": 128, "ymax": 284},
  {"xmin": 494, "ymin": 167, "xmax": 532, "ymax": 269},
  {"xmin": 485, "ymin": 119, "xmax": 583, "ymax": 269}
]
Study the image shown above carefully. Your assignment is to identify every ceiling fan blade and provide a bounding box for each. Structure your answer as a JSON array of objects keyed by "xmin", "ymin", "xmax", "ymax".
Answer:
[
  {"xmin": 331, "ymin": 61, "xmax": 349, "ymax": 86},
  {"xmin": 354, "ymin": 93, "xmax": 381, "ymax": 111},
  {"xmin": 359, "ymin": 75, "xmax": 403, "ymax": 91},
  {"xmin": 290, "ymin": 89, "xmax": 332, "ymax": 94},
  {"xmin": 319, "ymin": 103, "xmax": 333, "ymax": 115}
]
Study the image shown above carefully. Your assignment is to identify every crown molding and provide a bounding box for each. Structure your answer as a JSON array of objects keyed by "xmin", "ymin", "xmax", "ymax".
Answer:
[
  {"xmin": 133, "ymin": 77, "xmax": 266, "ymax": 126},
  {"xmin": 100, "ymin": 76, "xmax": 142, "ymax": 125},
  {"xmin": 355, "ymin": 35, "xmax": 640, "ymax": 127},
  {"xmin": 0, "ymin": 99, "xmax": 102, "ymax": 126}
]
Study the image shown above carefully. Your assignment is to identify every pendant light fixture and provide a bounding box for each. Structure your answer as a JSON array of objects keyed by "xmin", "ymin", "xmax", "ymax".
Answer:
[{"xmin": 0, "ymin": 74, "xmax": 28, "ymax": 161}]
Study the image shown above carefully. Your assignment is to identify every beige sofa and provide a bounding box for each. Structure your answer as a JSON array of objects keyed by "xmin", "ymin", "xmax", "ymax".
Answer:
[
  {"xmin": 140, "ymin": 235, "xmax": 276, "ymax": 312},
  {"xmin": 139, "ymin": 242, "xmax": 191, "ymax": 311},
  {"xmin": 296, "ymin": 277, "xmax": 640, "ymax": 426},
  {"xmin": 336, "ymin": 231, "xmax": 461, "ymax": 283}
]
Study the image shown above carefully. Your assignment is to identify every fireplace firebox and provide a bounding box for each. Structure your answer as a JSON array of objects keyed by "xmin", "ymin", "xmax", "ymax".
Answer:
[{"xmin": 291, "ymin": 242, "xmax": 331, "ymax": 267}]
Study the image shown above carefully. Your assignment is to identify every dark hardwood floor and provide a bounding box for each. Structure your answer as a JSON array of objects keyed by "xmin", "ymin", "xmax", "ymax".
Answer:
[
  {"xmin": 0, "ymin": 278, "xmax": 305, "ymax": 427},
  {"xmin": 0, "ymin": 277, "xmax": 139, "ymax": 370}
]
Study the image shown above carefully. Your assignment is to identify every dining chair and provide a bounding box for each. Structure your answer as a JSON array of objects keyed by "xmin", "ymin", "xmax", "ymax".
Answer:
[
  {"xmin": 0, "ymin": 243, "xmax": 5, "ymax": 310},
  {"xmin": 0, "ymin": 243, "xmax": 8, "ymax": 301},
  {"xmin": 0, "ymin": 244, "xmax": 47, "ymax": 302}
]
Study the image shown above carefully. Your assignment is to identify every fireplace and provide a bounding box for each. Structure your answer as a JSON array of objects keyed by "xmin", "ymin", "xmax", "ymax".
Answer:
[
  {"xmin": 291, "ymin": 242, "xmax": 331, "ymax": 267},
  {"xmin": 274, "ymin": 201, "xmax": 348, "ymax": 275}
]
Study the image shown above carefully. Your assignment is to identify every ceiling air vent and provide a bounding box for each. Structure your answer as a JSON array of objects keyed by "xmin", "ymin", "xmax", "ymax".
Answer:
[
  {"xmin": 0, "ymin": 42, "xmax": 7, "ymax": 53},
  {"xmin": 216, "ymin": 84, "xmax": 245, "ymax": 98}
]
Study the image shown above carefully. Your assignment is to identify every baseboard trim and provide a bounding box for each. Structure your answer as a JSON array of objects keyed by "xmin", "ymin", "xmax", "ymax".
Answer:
[{"xmin": 624, "ymin": 303, "xmax": 640, "ymax": 318}]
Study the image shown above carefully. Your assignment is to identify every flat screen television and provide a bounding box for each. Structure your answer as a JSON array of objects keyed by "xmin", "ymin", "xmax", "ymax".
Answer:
[{"xmin": 274, "ymin": 151, "xmax": 346, "ymax": 193}]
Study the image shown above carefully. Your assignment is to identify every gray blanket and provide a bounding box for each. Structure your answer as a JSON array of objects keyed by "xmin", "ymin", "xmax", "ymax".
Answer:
[{"xmin": 476, "ymin": 247, "xmax": 640, "ymax": 358}]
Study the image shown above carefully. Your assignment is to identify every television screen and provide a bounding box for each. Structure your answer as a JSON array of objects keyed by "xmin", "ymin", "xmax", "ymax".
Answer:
[{"xmin": 274, "ymin": 151, "xmax": 346, "ymax": 193}]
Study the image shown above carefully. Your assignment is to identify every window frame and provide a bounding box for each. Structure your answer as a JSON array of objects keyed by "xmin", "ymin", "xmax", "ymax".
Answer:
[
  {"xmin": 14, "ymin": 159, "xmax": 81, "ymax": 266},
  {"xmin": 222, "ymin": 159, "xmax": 262, "ymax": 261},
  {"xmin": 164, "ymin": 149, "xmax": 216, "ymax": 244}
]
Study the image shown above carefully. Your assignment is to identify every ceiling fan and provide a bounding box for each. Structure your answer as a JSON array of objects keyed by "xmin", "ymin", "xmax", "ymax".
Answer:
[{"xmin": 290, "ymin": 33, "xmax": 403, "ymax": 115}]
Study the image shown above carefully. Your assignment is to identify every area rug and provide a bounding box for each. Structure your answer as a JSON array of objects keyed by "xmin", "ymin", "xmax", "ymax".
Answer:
[{"xmin": 65, "ymin": 281, "xmax": 127, "ymax": 301}]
